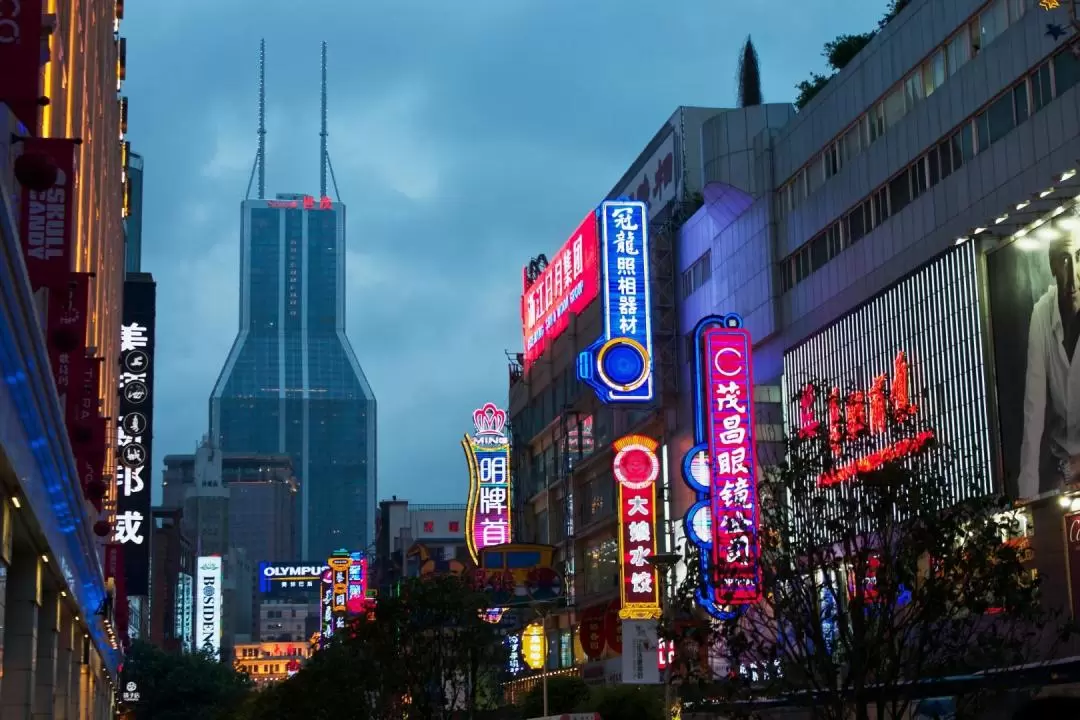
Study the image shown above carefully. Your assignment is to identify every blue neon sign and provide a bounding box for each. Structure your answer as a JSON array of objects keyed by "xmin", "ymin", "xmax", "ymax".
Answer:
[{"xmin": 578, "ymin": 200, "xmax": 653, "ymax": 403}]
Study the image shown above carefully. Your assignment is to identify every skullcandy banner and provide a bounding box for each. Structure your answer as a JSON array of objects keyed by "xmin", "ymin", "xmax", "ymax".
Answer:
[
  {"xmin": 115, "ymin": 276, "xmax": 157, "ymax": 596},
  {"xmin": 19, "ymin": 137, "xmax": 79, "ymax": 290}
]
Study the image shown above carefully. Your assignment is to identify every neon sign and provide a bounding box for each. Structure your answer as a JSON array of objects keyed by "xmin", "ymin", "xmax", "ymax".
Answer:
[
  {"xmin": 613, "ymin": 434, "xmax": 661, "ymax": 620},
  {"xmin": 579, "ymin": 200, "xmax": 654, "ymax": 403},
  {"xmin": 522, "ymin": 622, "xmax": 546, "ymax": 670},
  {"xmin": 462, "ymin": 403, "xmax": 512, "ymax": 563},
  {"xmin": 521, "ymin": 212, "xmax": 600, "ymax": 367},
  {"xmin": 319, "ymin": 567, "xmax": 334, "ymax": 647},
  {"xmin": 682, "ymin": 314, "xmax": 761, "ymax": 619},
  {"xmin": 799, "ymin": 351, "xmax": 933, "ymax": 487},
  {"xmin": 265, "ymin": 194, "xmax": 334, "ymax": 210},
  {"xmin": 346, "ymin": 553, "xmax": 368, "ymax": 616},
  {"xmin": 327, "ymin": 555, "xmax": 351, "ymax": 637}
]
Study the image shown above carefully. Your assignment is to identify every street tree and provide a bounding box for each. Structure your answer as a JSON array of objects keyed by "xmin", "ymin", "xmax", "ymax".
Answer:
[
  {"xmin": 122, "ymin": 640, "xmax": 253, "ymax": 720},
  {"xmin": 672, "ymin": 381, "xmax": 1072, "ymax": 720},
  {"xmin": 244, "ymin": 573, "xmax": 507, "ymax": 719}
]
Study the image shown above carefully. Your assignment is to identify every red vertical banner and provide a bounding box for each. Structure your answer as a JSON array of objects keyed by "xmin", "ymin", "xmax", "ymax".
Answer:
[
  {"xmin": 613, "ymin": 434, "xmax": 661, "ymax": 619},
  {"xmin": 44, "ymin": 272, "xmax": 90, "ymax": 417},
  {"xmin": 703, "ymin": 325, "xmax": 761, "ymax": 605},
  {"xmin": 19, "ymin": 137, "xmax": 79, "ymax": 289},
  {"xmin": 0, "ymin": 0, "xmax": 44, "ymax": 130},
  {"xmin": 579, "ymin": 604, "xmax": 606, "ymax": 659}
]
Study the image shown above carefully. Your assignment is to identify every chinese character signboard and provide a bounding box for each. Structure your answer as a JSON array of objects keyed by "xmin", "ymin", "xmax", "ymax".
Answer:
[
  {"xmin": 197, "ymin": 557, "xmax": 222, "ymax": 660},
  {"xmin": 319, "ymin": 567, "xmax": 334, "ymax": 647},
  {"xmin": 327, "ymin": 554, "xmax": 351, "ymax": 635},
  {"xmin": 522, "ymin": 622, "xmax": 546, "ymax": 670},
  {"xmin": 462, "ymin": 403, "xmax": 512, "ymax": 563},
  {"xmin": 115, "ymin": 277, "xmax": 157, "ymax": 596},
  {"xmin": 521, "ymin": 213, "xmax": 600, "ymax": 368},
  {"xmin": 682, "ymin": 314, "xmax": 760, "ymax": 619},
  {"xmin": 579, "ymin": 201, "xmax": 654, "ymax": 403},
  {"xmin": 613, "ymin": 434, "xmax": 661, "ymax": 619},
  {"xmin": 347, "ymin": 553, "xmax": 368, "ymax": 615}
]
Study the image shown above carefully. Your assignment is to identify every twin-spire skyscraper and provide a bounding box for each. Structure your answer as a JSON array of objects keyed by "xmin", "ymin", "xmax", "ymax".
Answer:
[{"xmin": 209, "ymin": 41, "xmax": 377, "ymax": 559}]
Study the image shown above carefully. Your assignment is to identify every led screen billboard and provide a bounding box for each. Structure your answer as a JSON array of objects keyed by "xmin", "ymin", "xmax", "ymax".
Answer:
[
  {"xmin": 783, "ymin": 243, "xmax": 993, "ymax": 528},
  {"xmin": 521, "ymin": 212, "xmax": 600, "ymax": 367},
  {"xmin": 986, "ymin": 225, "xmax": 1080, "ymax": 501}
]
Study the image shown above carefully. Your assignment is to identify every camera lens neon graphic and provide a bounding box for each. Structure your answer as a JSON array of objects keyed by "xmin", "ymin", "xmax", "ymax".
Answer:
[{"xmin": 596, "ymin": 337, "xmax": 650, "ymax": 392}]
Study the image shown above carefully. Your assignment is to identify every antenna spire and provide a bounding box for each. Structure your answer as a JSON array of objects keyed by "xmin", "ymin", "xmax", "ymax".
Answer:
[
  {"xmin": 258, "ymin": 38, "xmax": 267, "ymax": 199},
  {"xmin": 320, "ymin": 41, "xmax": 328, "ymax": 198}
]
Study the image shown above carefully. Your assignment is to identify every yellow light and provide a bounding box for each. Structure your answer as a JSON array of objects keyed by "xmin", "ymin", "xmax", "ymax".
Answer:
[
  {"xmin": 41, "ymin": 0, "xmax": 59, "ymax": 136},
  {"xmin": 521, "ymin": 623, "xmax": 546, "ymax": 670},
  {"xmin": 1040, "ymin": 0, "xmax": 1061, "ymax": 10}
]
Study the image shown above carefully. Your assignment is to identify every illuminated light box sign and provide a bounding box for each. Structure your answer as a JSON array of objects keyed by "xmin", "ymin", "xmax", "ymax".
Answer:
[
  {"xmin": 682, "ymin": 314, "xmax": 761, "ymax": 619},
  {"xmin": 258, "ymin": 562, "xmax": 330, "ymax": 594},
  {"xmin": 197, "ymin": 556, "xmax": 223, "ymax": 660},
  {"xmin": 613, "ymin": 434, "xmax": 661, "ymax": 620},
  {"xmin": 797, "ymin": 351, "xmax": 933, "ymax": 488},
  {"xmin": 346, "ymin": 553, "xmax": 368, "ymax": 616},
  {"xmin": 521, "ymin": 212, "xmax": 600, "ymax": 368},
  {"xmin": 578, "ymin": 200, "xmax": 654, "ymax": 404},
  {"xmin": 462, "ymin": 403, "xmax": 512, "ymax": 563},
  {"xmin": 319, "ymin": 567, "xmax": 334, "ymax": 647},
  {"xmin": 522, "ymin": 622, "xmax": 546, "ymax": 670},
  {"xmin": 327, "ymin": 554, "xmax": 351, "ymax": 635}
]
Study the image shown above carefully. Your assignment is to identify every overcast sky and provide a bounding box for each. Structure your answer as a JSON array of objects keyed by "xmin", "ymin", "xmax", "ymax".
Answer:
[{"xmin": 122, "ymin": 0, "xmax": 887, "ymax": 505}]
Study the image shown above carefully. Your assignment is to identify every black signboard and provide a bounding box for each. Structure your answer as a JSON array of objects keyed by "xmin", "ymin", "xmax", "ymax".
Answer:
[{"xmin": 115, "ymin": 274, "xmax": 156, "ymax": 595}]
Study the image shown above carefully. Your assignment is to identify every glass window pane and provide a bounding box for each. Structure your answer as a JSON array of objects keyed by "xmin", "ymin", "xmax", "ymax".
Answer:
[
  {"xmin": 884, "ymin": 86, "xmax": 906, "ymax": 128},
  {"xmin": 938, "ymin": 140, "xmax": 953, "ymax": 179},
  {"xmin": 987, "ymin": 92, "xmax": 1015, "ymax": 144},
  {"xmin": 888, "ymin": 174, "xmax": 910, "ymax": 215},
  {"xmin": 847, "ymin": 205, "xmax": 866, "ymax": 243},
  {"xmin": 1014, "ymin": 81, "xmax": 1029, "ymax": 124},
  {"xmin": 980, "ymin": 0, "xmax": 1008, "ymax": 47},
  {"xmin": 1055, "ymin": 49, "xmax": 1080, "ymax": 96},
  {"xmin": 975, "ymin": 111, "xmax": 991, "ymax": 152},
  {"xmin": 947, "ymin": 26, "xmax": 971, "ymax": 75}
]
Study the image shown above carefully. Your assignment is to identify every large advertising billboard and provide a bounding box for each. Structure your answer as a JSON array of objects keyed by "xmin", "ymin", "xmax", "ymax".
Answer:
[
  {"xmin": 258, "ymin": 562, "xmax": 329, "ymax": 595},
  {"xmin": 116, "ymin": 277, "xmax": 157, "ymax": 596},
  {"xmin": 521, "ymin": 212, "xmax": 600, "ymax": 367},
  {"xmin": 463, "ymin": 403, "xmax": 511, "ymax": 563},
  {"xmin": 986, "ymin": 225, "xmax": 1080, "ymax": 500},
  {"xmin": 196, "ymin": 556, "xmax": 222, "ymax": 660},
  {"xmin": 784, "ymin": 243, "xmax": 993, "ymax": 517}
]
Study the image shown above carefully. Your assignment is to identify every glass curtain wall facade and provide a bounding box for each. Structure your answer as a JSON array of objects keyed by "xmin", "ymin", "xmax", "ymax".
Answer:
[{"xmin": 210, "ymin": 195, "xmax": 377, "ymax": 559}]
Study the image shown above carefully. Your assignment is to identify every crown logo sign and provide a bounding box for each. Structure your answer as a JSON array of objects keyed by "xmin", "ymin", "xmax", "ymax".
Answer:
[{"xmin": 472, "ymin": 403, "xmax": 508, "ymax": 442}]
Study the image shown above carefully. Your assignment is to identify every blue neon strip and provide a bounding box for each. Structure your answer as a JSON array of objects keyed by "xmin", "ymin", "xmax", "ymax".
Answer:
[{"xmin": 0, "ymin": 197, "xmax": 117, "ymax": 674}]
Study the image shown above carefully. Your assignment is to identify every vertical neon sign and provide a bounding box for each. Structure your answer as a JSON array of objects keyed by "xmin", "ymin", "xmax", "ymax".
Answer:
[
  {"xmin": 613, "ymin": 434, "xmax": 661, "ymax": 619},
  {"xmin": 462, "ymin": 403, "xmax": 512, "ymax": 563},
  {"xmin": 579, "ymin": 200, "xmax": 654, "ymax": 403},
  {"xmin": 346, "ymin": 553, "xmax": 368, "ymax": 616},
  {"xmin": 682, "ymin": 314, "xmax": 761, "ymax": 618}
]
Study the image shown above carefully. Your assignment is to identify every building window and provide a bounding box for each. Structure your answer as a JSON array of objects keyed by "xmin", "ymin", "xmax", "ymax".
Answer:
[
  {"xmin": 680, "ymin": 249, "xmax": 712, "ymax": 300},
  {"xmin": 1032, "ymin": 62, "xmax": 1053, "ymax": 112},
  {"xmin": 1054, "ymin": 48, "xmax": 1080, "ymax": 96}
]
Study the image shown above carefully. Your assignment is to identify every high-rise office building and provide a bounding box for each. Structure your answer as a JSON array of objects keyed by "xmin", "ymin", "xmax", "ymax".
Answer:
[
  {"xmin": 125, "ymin": 148, "xmax": 144, "ymax": 273},
  {"xmin": 209, "ymin": 42, "xmax": 377, "ymax": 559}
]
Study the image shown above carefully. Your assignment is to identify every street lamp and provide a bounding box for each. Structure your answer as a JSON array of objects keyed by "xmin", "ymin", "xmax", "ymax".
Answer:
[
  {"xmin": 646, "ymin": 553, "xmax": 680, "ymax": 720},
  {"xmin": 530, "ymin": 599, "xmax": 557, "ymax": 717}
]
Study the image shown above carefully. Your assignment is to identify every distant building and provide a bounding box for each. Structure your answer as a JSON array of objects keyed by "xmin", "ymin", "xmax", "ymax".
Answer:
[
  {"xmin": 257, "ymin": 600, "xmax": 318, "ymax": 642},
  {"xmin": 124, "ymin": 149, "xmax": 144, "ymax": 273},
  {"xmin": 374, "ymin": 498, "xmax": 467, "ymax": 592},
  {"xmin": 149, "ymin": 507, "xmax": 195, "ymax": 654},
  {"xmin": 234, "ymin": 641, "xmax": 311, "ymax": 685}
]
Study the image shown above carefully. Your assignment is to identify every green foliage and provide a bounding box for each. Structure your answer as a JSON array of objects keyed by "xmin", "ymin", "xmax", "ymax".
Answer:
[
  {"xmin": 233, "ymin": 574, "xmax": 506, "ymax": 720},
  {"xmin": 580, "ymin": 684, "xmax": 665, "ymax": 720},
  {"xmin": 123, "ymin": 640, "xmax": 253, "ymax": 720},
  {"xmin": 793, "ymin": 1, "xmax": 908, "ymax": 111},
  {"xmin": 670, "ymin": 383, "xmax": 1071, "ymax": 720},
  {"xmin": 824, "ymin": 33, "xmax": 876, "ymax": 71},
  {"xmin": 519, "ymin": 675, "xmax": 590, "ymax": 718}
]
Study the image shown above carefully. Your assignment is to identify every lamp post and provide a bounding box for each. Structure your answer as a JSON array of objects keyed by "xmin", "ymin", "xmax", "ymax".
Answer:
[
  {"xmin": 647, "ymin": 552, "xmax": 681, "ymax": 720},
  {"xmin": 531, "ymin": 599, "xmax": 557, "ymax": 717}
]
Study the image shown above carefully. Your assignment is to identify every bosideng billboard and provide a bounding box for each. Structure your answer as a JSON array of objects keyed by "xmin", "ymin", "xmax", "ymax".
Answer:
[{"xmin": 197, "ymin": 557, "xmax": 222, "ymax": 660}]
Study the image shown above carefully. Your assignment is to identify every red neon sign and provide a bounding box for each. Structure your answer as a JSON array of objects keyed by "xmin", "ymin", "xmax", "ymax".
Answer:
[
  {"xmin": 520, "ymin": 213, "xmax": 599, "ymax": 367},
  {"xmin": 613, "ymin": 435, "xmax": 661, "ymax": 618},
  {"xmin": 801, "ymin": 351, "xmax": 933, "ymax": 487},
  {"xmin": 265, "ymin": 195, "xmax": 334, "ymax": 210},
  {"xmin": 703, "ymin": 326, "xmax": 761, "ymax": 605}
]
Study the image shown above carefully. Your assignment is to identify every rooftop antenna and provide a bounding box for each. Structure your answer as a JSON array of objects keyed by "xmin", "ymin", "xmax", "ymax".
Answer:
[
  {"xmin": 320, "ymin": 42, "xmax": 342, "ymax": 201},
  {"xmin": 245, "ymin": 39, "xmax": 267, "ymax": 200},
  {"xmin": 320, "ymin": 41, "xmax": 328, "ymax": 198}
]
